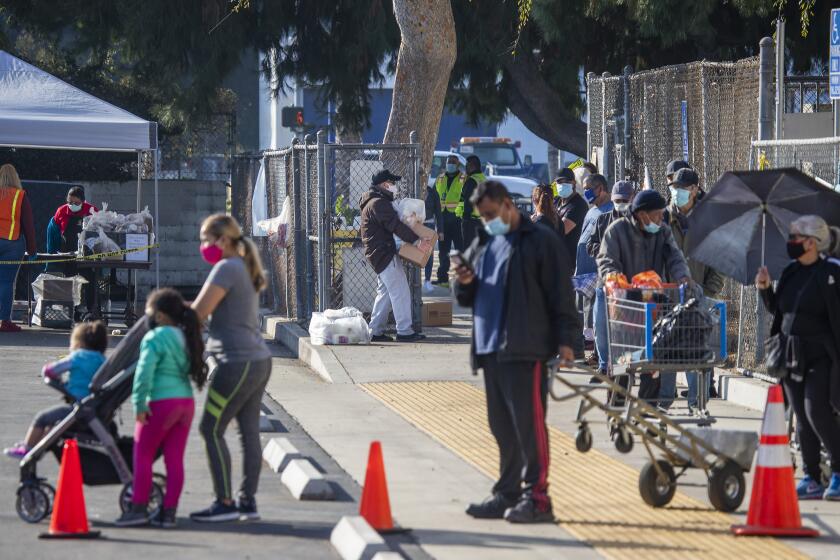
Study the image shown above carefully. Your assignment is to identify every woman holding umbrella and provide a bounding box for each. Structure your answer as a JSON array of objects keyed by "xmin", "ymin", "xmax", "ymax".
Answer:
[{"xmin": 755, "ymin": 215, "xmax": 840, "ymax": 501}]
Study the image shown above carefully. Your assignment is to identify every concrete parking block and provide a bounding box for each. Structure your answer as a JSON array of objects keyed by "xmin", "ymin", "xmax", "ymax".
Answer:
[
  {"xmin": 281, "ymin": 458, "xmax": 335, "ymax": 500},
  {"xmin": 262, "ymin": 437, "xmax": 302, "ymax": 473},
  {"xmin": 372, "ymin": 553, "xmax": 403, "ymax": 560},
  {"xmin": 330, "ymin": 516, "xmax": 388, "ymax": 560},
  {"xmin": 259, "ymin": 410, "xmax": 273, "ymax": 432}
]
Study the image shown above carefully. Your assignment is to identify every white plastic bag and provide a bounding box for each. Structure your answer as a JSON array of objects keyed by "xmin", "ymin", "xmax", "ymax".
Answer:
[
  {"xmin": 83, "ymin": 202, "xmax": 125, "ymax": 232},
  {"xmin": 31, "ymin": 273, "xmax": 87, "ymax": 306},
  {"xmin": 85, "ymin": 227, "xmax": 121, "ymax": 255},
  {"xmin": 395, "ymin": 198, "xmax": 425, "ymax": 226},
  {"xmin": 256, "ymin": 196, "xmax": 291, "ymax": 249},
  {"xmin": 308, "ymin": 307, "xmax": 372, "ymax": 345},
  {"xmin": 251, "ymin": 160, "xmax": 268, "ymax": 237}
]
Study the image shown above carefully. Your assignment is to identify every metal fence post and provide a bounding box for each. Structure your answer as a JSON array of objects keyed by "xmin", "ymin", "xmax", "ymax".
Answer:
[
  {"xmin": 601, "ymin": 72, "xmax": 611, "ymax": 183},
  {"xmin": 623, "ymin": 65, "xmax": 632, "ymax": 173},
  {"xmin": 303, "ymin": 134, "xmax": 315, "ymax": 315},
  {"xmin": 316, "ymin": 129, "xmax": 329, "ymax": 311},
  {"xmin": 409, "ymin": 130, "xmax": 422, "ymax": 334},
  {"xmin": 586, "ymin": 72, "xmax": 596, "ymax": 162},
  {"xmin": 290, "ymin": 138, "xmax": 307, "ymax": 321}
]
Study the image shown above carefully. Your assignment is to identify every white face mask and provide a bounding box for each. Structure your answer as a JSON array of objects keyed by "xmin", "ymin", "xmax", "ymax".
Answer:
[{"xmin": 614, "ymin": 202, "xmax": 630, "ymax": 213}]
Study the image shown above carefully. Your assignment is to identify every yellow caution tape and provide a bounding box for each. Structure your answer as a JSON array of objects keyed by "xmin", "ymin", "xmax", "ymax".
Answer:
[{"xmin": 0, "ymin": 243, "xmax": 159, "ymax": 265}]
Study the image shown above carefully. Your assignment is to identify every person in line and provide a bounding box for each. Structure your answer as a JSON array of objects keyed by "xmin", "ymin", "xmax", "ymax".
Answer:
[
  {"xmin": 423, "ymin": 175, "xmax": 444, "ymax": 294},
  {"xmin": 582, "ymin": 162, "xmax": 598, "ymax": 175},
  {"xmin": 756, "ymin": 215, "xmax": 840, "ymax": 500},
  {"xmin": 530, "ymin": 184, "xmax": 562, "ymax": 237},
  {"xmin": 459, "ymin": 155, "xmax": 487, "ymax": 247},
  {"xmin": 116, "ymin": 289, "xmax": 207, "ymax": 527},
  {"xmin": 0, "ymin": 164, "xmax": 36, "ymax": 332},
  {"xmin": 4, "ymin": 321, "xmax": 107, "ymax": 458},
  {"xmin": 576, "ymin": 174, "xmax": 614, "ymax": 363},
  {"xmin": 665, "ymin": 159, "xmax": 690, "ymax": 189},
  {"xmin": 597, "ymin": 189, "xmax": 691, "ymax": 404},
  {"xmin": 434, "ymin": 155, "xmax": 465, "ymax": 284},
  {"xmin": 587, "ymin": 180, "xmax": 635, "ymax": 377},
  {"xmin": 359, "ymin": 170, "xmax": 430, "ymax": 343},
  {"xmin": 659, "ymin": 168, "xmax": 724, "ymax": 413},
  {"xmin": 455, "ymin": 181, "xmax": 577, "ymax": 523},
  {"xmin": 190, "ymin": 215, "xmax": 272, "ymax": 522}
]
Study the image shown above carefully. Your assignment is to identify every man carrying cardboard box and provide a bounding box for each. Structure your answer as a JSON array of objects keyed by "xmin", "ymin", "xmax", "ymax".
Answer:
[{"xmin": 360, "ymin": 169, "xmax": 433, "ymax": 343}]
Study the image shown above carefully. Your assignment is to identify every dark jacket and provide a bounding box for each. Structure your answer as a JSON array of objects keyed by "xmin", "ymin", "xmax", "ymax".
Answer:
[
  {"xmin": 424, "ymin": 185, "xmax": 443, "ymax": 233},
  {"xmin": 461, "ymin": 175, "xmax": 482, "ymax": 246},
  {"xmin": 455, "ymin": 213, "xmax": 578, "ymax": 371},
  {"xmin": 586, "ymin": 208, "xmax": 625, "ymax": 260},
  {"xmin": 532, "ymin": 214, "xmax": 563, "ymax": 238},
  {"xmin": 761, "ymin": 256, "xmax": 840, "ymax": 411},
  {"xmin": 360, "ymin": 187, "xmax": 419, "ymax": 274},
  {"xmin": 667, "ymin": 204, "xmax": 725, "ymax": 297}
]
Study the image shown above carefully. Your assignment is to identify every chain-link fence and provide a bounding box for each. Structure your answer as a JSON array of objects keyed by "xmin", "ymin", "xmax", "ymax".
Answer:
[
  {"xmin": 234, "ymin": 134, "xmax": 423, "ymax": 330},
  {"xmin": 155, "ymin": 113, "xmax": 236, "ymax": 181}
]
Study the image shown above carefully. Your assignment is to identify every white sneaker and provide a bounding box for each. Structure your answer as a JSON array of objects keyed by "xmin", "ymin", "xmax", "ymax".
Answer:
[{"xmin": 423, "ymin": 281, "xmax": 434, "ymax": 294}]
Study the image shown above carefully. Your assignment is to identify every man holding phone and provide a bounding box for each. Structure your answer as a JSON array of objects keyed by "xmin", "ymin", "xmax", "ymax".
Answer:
[{"xmin": 454, "ymin": 180, "xmax": 577, "ymax": 524}]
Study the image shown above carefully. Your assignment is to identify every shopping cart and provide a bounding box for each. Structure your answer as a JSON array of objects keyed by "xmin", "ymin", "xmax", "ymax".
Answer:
[{"xmin": 605, "ymin": 284, "xmax": 727, "ymax": 418}]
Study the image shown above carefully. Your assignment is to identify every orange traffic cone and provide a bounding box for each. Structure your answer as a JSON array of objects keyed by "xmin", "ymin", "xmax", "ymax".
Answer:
[
  {"xmin": 732, "ymin": 385, "xmax": 819, "ymax": 537},
  {"xmin": 359, "ymin": 441, "xmax": 394, "ymax": 532},
  {"xmin": 40, "ymin": 439, "xmax": 100, "ymax": 539}
]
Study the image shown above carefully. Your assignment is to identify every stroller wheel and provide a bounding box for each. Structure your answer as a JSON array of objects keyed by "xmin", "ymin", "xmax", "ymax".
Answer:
[
  {"xmin": 16, "ymin": 484, "xmax": 50, "ymax": 523},
  {"xmin": 40, "ymin": 482, "xmax": 56, "ymax": 514},
  {"xmin": 120, "ymin": 481, "xmax": 164, "ymax": 518}
]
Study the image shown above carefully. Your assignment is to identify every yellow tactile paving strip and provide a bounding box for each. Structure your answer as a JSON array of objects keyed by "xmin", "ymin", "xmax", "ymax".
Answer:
[{"xmin": 362, "ymin": 381, "xmax": 806, "ymax": 560}]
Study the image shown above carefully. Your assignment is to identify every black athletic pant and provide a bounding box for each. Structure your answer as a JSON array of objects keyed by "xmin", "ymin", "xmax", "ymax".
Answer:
[
  {"xmin": 436, "ymin": 213, "xmax": 463, "ymax": 283},
  {"xmin": 784, "ymin": 356, "xmax": 840, "ymax": 480},
  {"xmin": 200, "ymin": 358, "xmax": 272, "ymax": 502},
  {"xmin": 478, "ymin": 353, "xmax": 551, "ymax": 509},
  {"xmin": 462, "ymin": 217, "xmax": 482, "ymax": 248}
]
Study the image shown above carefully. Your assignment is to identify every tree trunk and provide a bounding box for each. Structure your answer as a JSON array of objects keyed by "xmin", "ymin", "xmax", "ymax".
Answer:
[
  {"xmin": 502, "ymin": 52, "xmax": 587, "ymax": 158},
  {"xmin": 383, "ymin": 0, "xmax": 456, "ymax": 193}
]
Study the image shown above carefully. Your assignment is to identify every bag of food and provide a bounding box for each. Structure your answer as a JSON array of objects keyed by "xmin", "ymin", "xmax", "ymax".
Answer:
[
  {"xmin": 631, "ymin": 270, "xmax": 664, "ymax": 289},
  {"xmin": 604, "ymin": 272, "xmax": 630, "ymax": 293},
  {"xmin": 395, "ymin": 198, "xmax": 426, "ymax": 226},
  {"xmin": 257, "ymin": 196, "xmax": 291, "ymax": 249},
  {"xmin": 308, "ymin": 307, "xmax": 372, "ymax": 345},
  {"xmin": 85, "ymin": 227, "xmax": 121, "ymax": 256}
]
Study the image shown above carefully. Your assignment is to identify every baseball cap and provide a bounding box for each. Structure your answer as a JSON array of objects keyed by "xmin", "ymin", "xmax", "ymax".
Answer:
[
  {"xmin": 666, "ymin": 160, "xmax": 691, "ymax": 176},
  {"xmin": 371, "ymin": 169, "xmax": 402, "ymax": 185},
  {"xmin": 631, "ymin": 190, "xmax": 667, "ymax": 213},
  {"xmin": 556, "ymin": 168, "xmax": 575, "ymax": 183},
  {"xmin": 668, "ymin": 168, "xmax": 700, "ymax": 187},
  {"xmin": 611, "ymin": 180, "xmax": 634, "ymax": 201}
]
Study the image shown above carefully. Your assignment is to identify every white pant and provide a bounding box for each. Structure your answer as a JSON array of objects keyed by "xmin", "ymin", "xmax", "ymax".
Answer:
[{"xmin": 370, "ymin": 257, "xmax": 414, "ymax": 336}]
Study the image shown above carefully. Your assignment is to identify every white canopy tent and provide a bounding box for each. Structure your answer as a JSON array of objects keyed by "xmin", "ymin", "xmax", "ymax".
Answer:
[{"xmin": 0, "ymin": 50, "xmax": 160, "ymax": 286}]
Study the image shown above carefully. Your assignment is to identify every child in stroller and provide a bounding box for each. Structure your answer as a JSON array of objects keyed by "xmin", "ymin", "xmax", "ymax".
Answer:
[
  {"xmin": 14, "ymin": 316, "xmax": 166, "ymax": 524},
  {"xmin": 5, "ymin": 322, "xmax": 107, "ymax": 459}
]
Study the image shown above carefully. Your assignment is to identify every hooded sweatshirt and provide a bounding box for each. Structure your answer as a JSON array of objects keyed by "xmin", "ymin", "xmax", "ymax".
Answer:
[{"xmin": 359, "ymin": 186, "xmax": 419, "ymax": 274}]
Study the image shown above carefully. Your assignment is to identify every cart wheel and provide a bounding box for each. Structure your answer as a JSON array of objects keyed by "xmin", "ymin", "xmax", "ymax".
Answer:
[
  {"xmin": 707, "ymin": 460, "xmax": 745, "ymax": 512},
  {"xmin": 639, "ymin": 460, "xmax": 676, "ymax": 508},
  {"xmin": 16, "ymin": 484, "xmax": 50, "ymax": 523},
  {"xmin": 575, "ymin": 426, "xmax": 593, "ymax": 453},
  {"xmin": 615, "ymin": 427, "xmax": 634, "ymax": 454},
  {"xmin": 119, "ymin": 481, "xmax": 164, "ymax": 518}
]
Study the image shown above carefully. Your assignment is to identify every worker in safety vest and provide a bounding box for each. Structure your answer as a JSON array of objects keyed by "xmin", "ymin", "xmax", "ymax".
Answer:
[
  {"xmin": 0, "ymin": 164, "xmax": 36, "ymax": 332},
  {"xmin": 459, "ymin": 155, "xmax": 487, "ymax": 247},
  {"xmin": 434, "ymin": 154, "xmax": 465, "ymax": 284}
]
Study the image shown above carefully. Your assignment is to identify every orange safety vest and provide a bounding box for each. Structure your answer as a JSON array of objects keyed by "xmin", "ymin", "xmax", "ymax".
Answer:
[{"xmin": 0, "ymin": 186, "xmax": 25, "ymax": 241}]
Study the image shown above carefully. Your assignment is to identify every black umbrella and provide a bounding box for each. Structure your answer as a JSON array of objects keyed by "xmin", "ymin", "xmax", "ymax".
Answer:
[{"xmin": 685, "ymin": 168, "xmax": 840, "ymax": 285}]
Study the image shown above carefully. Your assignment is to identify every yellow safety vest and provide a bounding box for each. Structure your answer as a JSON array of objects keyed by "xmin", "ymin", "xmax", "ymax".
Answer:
[
  {"xmin": 456, "ymin": 172, "xmax": 486, "ymax": 218},
  {"xmin": 0, "ymin": 187, "xmax": 24, "ymax": 241},
  {"xmin": 436, "ymin": 173, "xmax": 465, "ymax": 214}
]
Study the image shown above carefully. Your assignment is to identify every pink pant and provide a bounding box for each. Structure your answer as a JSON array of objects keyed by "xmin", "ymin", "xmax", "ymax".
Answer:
[{"xmin": 133, "ymin": 398, "xmax": 195, "ymax": 509}]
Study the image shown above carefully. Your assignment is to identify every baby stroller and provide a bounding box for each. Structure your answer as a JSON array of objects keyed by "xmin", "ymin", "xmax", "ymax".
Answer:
[{"xmin": 15, "ymin": 317, "xmax": 165, "ymax": 523}]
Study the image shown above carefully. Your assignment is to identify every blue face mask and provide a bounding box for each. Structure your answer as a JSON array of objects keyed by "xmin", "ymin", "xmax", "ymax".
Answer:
[
  {"xmin": 670, "ymin": 187, "xmax": 691, "ymax": 207},
  {"xmin": 445, "ymin": 163, "xmax": 458, "ymax": 174},
  {"xmin": 556, "ymin": 183, "xmax": 574, "ymax": 199},
  {"xmin": 644, "ymin": 221, "xmax": 661, "ymax": 234},
  {"xmin": 583, "ymin": 188, "xmax": 598, "ymax": 205},
  {"xmin": 484, "ymin": 216, "xmax": 511, "ymax": 236}
]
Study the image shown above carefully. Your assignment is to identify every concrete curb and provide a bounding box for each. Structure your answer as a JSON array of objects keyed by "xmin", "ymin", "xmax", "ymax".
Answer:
[
  {"xmin": 330, "ymin": 516, "xmax": 388, "ymax": 560},
  {"xmin": 260, "ymin": 311, "xmax": 353, "ymax": 384},
  {"xmin": 262, "ymin": 437, "xmax": 303, "ymax": 473},
  {"xmin": 372, "ymin": 553, "xmax": 403, "ymax": 560},
  {"xmin": 281, "ymin": 458, "xmax": 335, "ymax": 500}
]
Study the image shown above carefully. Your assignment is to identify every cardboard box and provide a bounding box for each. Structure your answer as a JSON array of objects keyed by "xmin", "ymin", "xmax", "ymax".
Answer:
[
  {"xmin": 398, "ymin": 223, "xmax": 437, "ymax": 267},
  {"xmin": 422, "ymin": 298, "xmax": 453, "ymax": 327}
]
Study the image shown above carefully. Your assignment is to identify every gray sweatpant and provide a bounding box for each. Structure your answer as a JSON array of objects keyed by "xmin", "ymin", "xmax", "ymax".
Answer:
[{"xmin": 199, "ymin": 358, "xmax": 271, "ymax": 502}]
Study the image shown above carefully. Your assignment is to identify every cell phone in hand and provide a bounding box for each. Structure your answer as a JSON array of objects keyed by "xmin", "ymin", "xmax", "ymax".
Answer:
[{"xmin": 449, "ymin": 250, "xmax": 472, "ymax": 272}]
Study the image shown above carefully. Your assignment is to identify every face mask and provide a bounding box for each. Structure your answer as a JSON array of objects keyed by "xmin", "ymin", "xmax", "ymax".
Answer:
[
  {"xmin": 484, "ymin": 216, "xmax": 511, "ymax": 236},
  {"xmin": 445, "ymin": 163, "xmax": 458, "ymax": 174},
  {"xmin": 200, "ymin": 243, "xmax": 223, "ymax": 265},
  {"xmin": 643, "ymin": 221, "xmax": 661, "ymax": 234},
  {"xmin": 583, "ymin": 188, "xmax": 598, "ymax": 205},
  {"xmin": 384, "ymin": 183, "xmax": 398, "ymax": 195},
  {"xmin": 68, "ymin": 203, "xmax": 83, "ymax": 213},
  {"xmin": 786, "ymin": 240, "xmax": 806, "ymax": 260},
  {"xmin": 614, "ymin": 202, "xmax": 630, "ymax": 213},
  {"xmin": 670, "ymin": 187, "xmax": 691, "ymax": 207},
  {"xmin": 556, "ymin": 183, "xmax": 574, "ymax": 199}
]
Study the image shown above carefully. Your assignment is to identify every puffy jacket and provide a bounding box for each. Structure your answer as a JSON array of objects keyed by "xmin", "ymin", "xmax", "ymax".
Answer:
[
  {"xmin": 596, "ymin": 215, "xmax": 691, "ymax": 284},
  {"xmin": 667, "ymin": 204, "xmax": 725, "ymax": 297},
  {"xmin": 359, "ymin": 187, "xmax": 419, "ymax": 274},
  {"xmin": 455, "ymin": 214, "xmax": 578, "ymax": 370}
]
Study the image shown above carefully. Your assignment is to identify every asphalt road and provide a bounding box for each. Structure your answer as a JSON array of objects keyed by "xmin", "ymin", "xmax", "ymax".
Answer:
[{"xmin": 0, "ymin": 329, "xmax": 415, "ymax": 559}]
